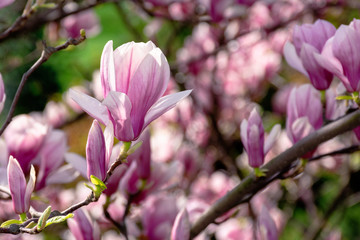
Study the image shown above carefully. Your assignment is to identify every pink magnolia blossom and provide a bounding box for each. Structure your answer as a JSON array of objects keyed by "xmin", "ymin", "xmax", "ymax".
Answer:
[
  {"xmin": 36, "ymin": 130, "xmax": 67, "ymax": 190},
  {"xmin": 70, "ymin": 41, "xmax": 191, "ymax": 142},
  {"xmin": 0, "ymin": 0, "xmax": 14, "ymax": 9},
  {"xmin": 141, "ymin": 194, "xmax": 179, "ymax": 240},
  {"xmin": 241, "ymin": 108, "xmax": 280, "ymax": 168},
  {"xmin": 315, "ymin": 19, "xmax": 360, "ymax": 92},
  {"xmin": 7, "ymin": 156, "xmax": 36, "ymax": 214},
  {"xmin": 284, "ymin": 19, "xmax": 336, "ymax": 90},
  {"xmin": 257, "ymin": 206, "xmax": 278, "ymax": 240},
  {"xmin": 86, "ymin": 120, "xmax": 113, "ymax": 181},
  {"xmin": 286, "ymin": 84, "xmax": 323, "ymax": 152},
  {"xmin": 68, "ymin": 209, "xmax": 100, "ymax": 240},
  {"xmin": 4, "ymin": 114, "xmax": 48, "ymax": 172},
  {"xmin": 43, "ymin": 101, "xmax": 69, "ymax": 128},
  {"xmin": 61, "ymin": 7, "xmax": 100, "ymax": 39}
]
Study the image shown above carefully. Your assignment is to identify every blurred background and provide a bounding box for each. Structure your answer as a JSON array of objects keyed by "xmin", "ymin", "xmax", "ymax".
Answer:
[{"xmin": 1, "ymin": 0, "xmax": 360, "ymax": 239}]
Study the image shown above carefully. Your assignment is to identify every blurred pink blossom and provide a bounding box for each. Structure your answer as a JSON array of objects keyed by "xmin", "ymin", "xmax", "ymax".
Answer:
[
  {"xmin": 0, "ymin": 0, "xmax": 14, "ymax": 9},
  {"xmin": 61, "ymin": 9, "xmax": 100, "ymax": 38},
  {"xmin": 68, "ymin": 209, "xmax": 100, "ymax": 240},
  {"xmin": 4, "ymin": 114, "xmax": 48, "ymax": 172},
  {"xmin": 141, "ymin": 194, "xmax": 179, "ymax": 240}
]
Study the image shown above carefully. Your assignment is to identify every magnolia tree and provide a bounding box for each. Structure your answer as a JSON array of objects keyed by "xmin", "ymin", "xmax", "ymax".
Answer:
[{"xmin": 1, "ymin": 0, "xmax": 360, "ymax": 239}]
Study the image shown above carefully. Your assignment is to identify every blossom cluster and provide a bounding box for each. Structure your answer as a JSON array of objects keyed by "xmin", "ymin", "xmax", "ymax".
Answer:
[{"xmin": 1, "ymin": 0, "xmax": 360, "ymax": 239}]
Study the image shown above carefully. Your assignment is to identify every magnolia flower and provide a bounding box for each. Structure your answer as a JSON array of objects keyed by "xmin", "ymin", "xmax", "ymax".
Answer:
[
  {"xmin": 36, "ymin": 130, "xmax": 67, "ymax": 190},
  {"xmin": 286, "ymin": 84, "xmax": 323, "ymax": 146},
  {"xmin": 68, "ymin": 209, "xmax": 100, "ymax": 240},
  {"xmin": 284, "ymin": 19, "xmax": 336, "ymax": 90},
  {"xmin": 4, "ymin": 114, "xmax": 48, "ymax": 172},
  {"xmin": 315, "ymin": 19, "xmax": 360, "ymax": 92},
  {"xmin": 257, "ymin": 206, "xmax": 278, "ymax": 240},
  {"xmin": 240, "ymin": 108, "xmax": 280, "ymax": 168},
  {"xmin": 86, "ymin": 120, "xmax": 113, "ymax": 181},
  {"xmin": 0, "ymin": 0, "xmax": 14, "ymax": 9},
  {"xmin": 70, "ymin": 41, "xmax": 191, "ymax": 142},
  {"xmin": 7, "ymin": 156, "xmax": 36, "ymax": 214},
  {"xmin": 60, "ymin": 3, "xmax": 100, "ymax": 39}
]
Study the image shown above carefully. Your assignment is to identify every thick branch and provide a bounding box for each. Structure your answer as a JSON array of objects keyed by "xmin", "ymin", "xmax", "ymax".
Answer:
[
  {"xmin": 0, "ymin": 34, "xmax": 86, "ymax": 137},
  {"xmin": 190, "ymin": 109, "xmax": 360, "ymax": 238}
]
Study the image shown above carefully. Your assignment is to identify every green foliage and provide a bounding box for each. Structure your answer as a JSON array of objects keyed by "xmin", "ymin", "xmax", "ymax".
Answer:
[
  {"xmin": 45, "ymin": 213, "xmax": 74, "ymax": 228},
  {"xmin": 0, "ymin": 219, "xmax": 22, "ymax": 228}
]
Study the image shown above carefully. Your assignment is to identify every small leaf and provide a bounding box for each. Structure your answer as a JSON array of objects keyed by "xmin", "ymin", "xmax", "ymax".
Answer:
[
  {"xmin": 37, "ymin": 206, "xmax": 52, "ymax": 231},
  {"xmin": 1, "ymin": 219, "xmax": 22, "ymax": 227},
  {"xmin": 25, "ymin": 222, "xmax": 37, "ymax": 229},
  {"xmin": 45, "ymin": 213, "xmax": 74, "ymax": 228},
  {"xmin": 127, "ymin": 141, "xmax": 143, "ymax": 155},
  {"xmin": 90, "ymin": 175, "xmax": 107, "ymax": 191},
  {"xmin": 336, "ymin": 95, "xmax": 353, "ymax": 100},
  {"xmin": 254, "ymin": 167, "xmax": 267, "ymax": 178}
]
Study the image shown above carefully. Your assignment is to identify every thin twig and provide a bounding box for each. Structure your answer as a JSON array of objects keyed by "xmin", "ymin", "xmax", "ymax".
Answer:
[
  {"xmin": 0, "ymin": 0, "xmax": 115, "ymax": 42},
  {"xmin": 0, "ymin": 34, "xmax": 86, "ymax": 137},
  {"xmin": 103, "ymin": 199, "xmax": 129, "ymax": 240},
  {"xmin": 309, "ymin": 145, "xmax": 360, "ymax": 161},
  {"xmin": 190, "ymin": 109, "xmax": 360, "ymax": 238}
]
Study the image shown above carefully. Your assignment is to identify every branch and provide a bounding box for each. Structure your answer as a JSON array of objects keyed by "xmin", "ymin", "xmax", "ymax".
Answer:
[
  {"xmin": 190, "ymin": 109, "xmax": 360, "ymax": 238},
  {"xmin": 103, "ymin": 199, "xmax": 129, "ymax": 240},
  {"xmin": 0, "ymin": 0, "xmax": 115, "ymax": 42},
  {"xmin": 0, "ymin": 34, "xmax": 86, "ymax": 137},
  {"xmin": 309, "ymin": 145, "xmax": 360, "ymax": 161}
]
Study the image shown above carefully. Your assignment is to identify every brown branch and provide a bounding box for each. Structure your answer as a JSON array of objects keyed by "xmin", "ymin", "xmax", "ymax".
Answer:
[
  {"xmin": 0, "ymin": 34, "xmax": 86, "ymax": 137},
  {"xmin": 190, "ymin": 109, "xmax": 360, "ymax": 238},
  {"xmin": 0, "ymin": 0, "xmax": 116, "ymax": 42}
]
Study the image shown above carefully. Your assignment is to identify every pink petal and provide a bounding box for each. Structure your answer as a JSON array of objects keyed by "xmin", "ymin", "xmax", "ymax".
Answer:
[
  {"xmin": 300, "ymin": 43, "xmax": 333, "ymax": 90},
  {"xmin": 24, "ymin": 165, "xmax": 36, "ymax": 213},
  {"xmin": 127, "ymin": 47, "xmax": 171, "ymax": 137},
  {"xmin": 7, "ymin": 156, "xmax": 27, "ymax": 214},
  {"xmin": 65, "ymin": 152, "xmax": 87, "ymax": 178},
  {"xmin": 104, "ymin": 122, "xmax": 114, "ymax": 168},
  {"xmin": 283, "ymin": 42, "xmax": 308, "ymax": 77},
  {"xmin": 0, "ymin": 0, "xmax": 14, "ymax": 8},
  {"xmin": 102, "ymin": 91, "xmax": 134, "ymax": 141},
  {"xmin": 100, "ymin": 41, "xmax": 116, "ymax": 98},
  {"xmin": 46, "ymin": 165, "xmax": 80, "ymax": 185},
  {"xmin": 258, "ymin": 206, "xmax": 278, "ymax": 240},
  {"xmin": 264, "ymin": 124, "xmax": 281, "ymax": 154},
  {"xmin": 113, "ymin": 41, "xmax": 156, "ymax": 93},
  {"xmin": 86, "ymin": 120, "xmax": 106, "ymax": 180},
  {"xmin": 240, "ymin": 119, "xmax": 248, "ymax": 150},
  {"xmin": 332, "ymin": 25, "xmax": 360, "ymax": 92},
  {"xmin": 247, "ymin": 125, "xmax": 264, "ymax": 168},
  {"xmin": 291, "ymin": 117, "xmax": 315, "ymax": 143},
  {"xmin": 171, "ymin": 208, "xmax": 190, "ymax": 240},
  {"xmin": 144, "ymin": 90, "xmax": 192, "ymax": 131},
  {"xmin": 69, "ymin": 89, "xmax": 109, "ymax": 125}
]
